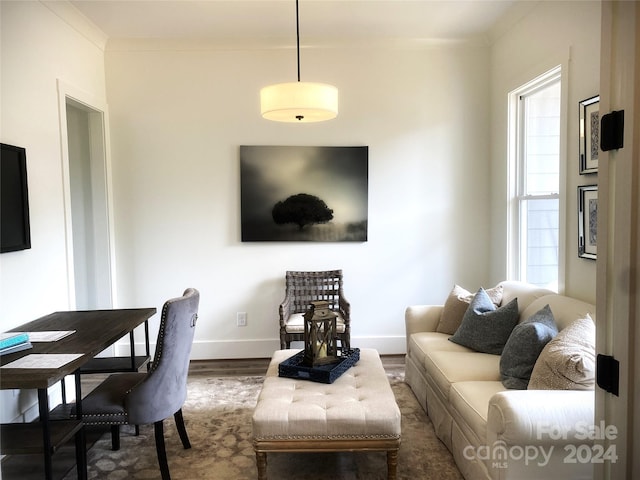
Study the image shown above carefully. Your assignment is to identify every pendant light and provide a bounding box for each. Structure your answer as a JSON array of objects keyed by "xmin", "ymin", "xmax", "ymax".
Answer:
[{"xmin": 260, "ymin": 0, "xmax": 338, "ymax": 122}]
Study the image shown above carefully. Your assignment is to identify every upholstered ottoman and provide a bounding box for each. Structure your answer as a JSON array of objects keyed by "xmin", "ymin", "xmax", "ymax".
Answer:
[{"xmin": 252, "ymin": 348, "xmax": 401, "ymax": 480}]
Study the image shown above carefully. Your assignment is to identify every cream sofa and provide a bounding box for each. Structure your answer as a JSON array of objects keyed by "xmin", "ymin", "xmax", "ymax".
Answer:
[{"xmin": 405, "ymin": 281, "xmax": 596, "ymax": 480}]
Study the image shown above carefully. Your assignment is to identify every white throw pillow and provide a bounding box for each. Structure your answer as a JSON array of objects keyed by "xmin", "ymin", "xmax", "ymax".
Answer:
[{"xmin": 528, "ymin": 314, "xmax": 596, "ymax": 390}]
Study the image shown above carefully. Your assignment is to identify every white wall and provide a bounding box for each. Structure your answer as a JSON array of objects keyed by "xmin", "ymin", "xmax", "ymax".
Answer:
[
  {"xmin": 489, "ymin": 0, "xmax": 600, "ymax": 303},
  {"xmin": 0, "ymin": 1, "xmax": 107, "ymax": 421},
  {"xmin": 105, "ymin": 41, "xmax": 492, "ymax": 358},
  {"xmin": 0, "ymin": 1, "xmax": 601, "ymax": 427},
  {"xmin": 0, "ymin": 1, "xmax": 107, "ymax": 323}
]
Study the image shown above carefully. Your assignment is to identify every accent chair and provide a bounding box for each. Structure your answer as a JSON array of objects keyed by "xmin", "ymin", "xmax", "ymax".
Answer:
[
  {"xmin": 76, "ymin": 288, "xmax": 200, "ymax": 480},
  {"xmin": 279, "ymin": 270, "xmax": 350, "ymax": 350}
]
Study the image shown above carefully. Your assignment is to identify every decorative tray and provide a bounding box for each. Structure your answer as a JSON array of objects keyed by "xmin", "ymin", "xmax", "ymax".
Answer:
[{"xmin": 278, "ymin": 348, "xmax": 360, "ymax": 384}]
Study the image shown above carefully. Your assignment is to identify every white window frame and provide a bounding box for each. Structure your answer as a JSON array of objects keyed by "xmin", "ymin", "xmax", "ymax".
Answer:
[{"xmin": 507, "ymin": 65, "xmax": 566, "ymax": 292}]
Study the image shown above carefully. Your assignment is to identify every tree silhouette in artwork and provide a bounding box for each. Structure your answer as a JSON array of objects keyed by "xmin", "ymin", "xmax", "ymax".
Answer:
[{"xmin": 272, "ymin": 193, "xmax": 334, "ymax": 230}]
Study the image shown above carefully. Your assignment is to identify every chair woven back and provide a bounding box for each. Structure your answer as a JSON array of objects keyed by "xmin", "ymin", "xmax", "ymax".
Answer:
[{"xmin": 285, "ymin": 270, "xmax": 343, "ymax": 314}]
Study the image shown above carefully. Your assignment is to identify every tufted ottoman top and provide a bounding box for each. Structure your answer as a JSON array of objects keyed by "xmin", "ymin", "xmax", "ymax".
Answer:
[{"xmin": 252, "ymin": 348, "xmax": 401, "ymax": 441}]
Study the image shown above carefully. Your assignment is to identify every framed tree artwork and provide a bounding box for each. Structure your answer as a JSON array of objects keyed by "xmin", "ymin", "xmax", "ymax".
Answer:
[
  {"xmin": 240, "ymin": 145, "xmax": 368, "ymax": 242},
  {"xmin": 578, "ymin": 185, "xmax": 598, "ymax": 260},
  {"xmin": 579, "ymin": 95, "xmax": 599, "ymax": 174}
]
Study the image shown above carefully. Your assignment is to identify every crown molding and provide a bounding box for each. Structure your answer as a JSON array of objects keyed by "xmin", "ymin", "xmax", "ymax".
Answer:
[{"xmin": 41, "ymin": 0, "xmax": 108, "ymax": 51}]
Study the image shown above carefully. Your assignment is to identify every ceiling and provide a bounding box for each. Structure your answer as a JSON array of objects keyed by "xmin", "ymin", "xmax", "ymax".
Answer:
[{"xmin": 68, "ymin": 0, "xmax": 525, "ymax": 46}]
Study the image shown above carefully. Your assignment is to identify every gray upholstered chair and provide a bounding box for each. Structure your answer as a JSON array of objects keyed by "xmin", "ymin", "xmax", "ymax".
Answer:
[
  {"xmin": 279, "ymin": 270, "xmax": 351, "ymax": 349},
  {"xmin": 77, "ymin": 288, "xmax": 200, "ymax": 480}
]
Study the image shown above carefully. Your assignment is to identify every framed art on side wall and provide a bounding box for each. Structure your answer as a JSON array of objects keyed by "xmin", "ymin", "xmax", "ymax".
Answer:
[
  {"xmin": 579, "ymin": 95, "xmax": 599, "ymax": 174},
  {"xmin": 578, "ymin": 185, "xmax": 597, "ymax": 260}
]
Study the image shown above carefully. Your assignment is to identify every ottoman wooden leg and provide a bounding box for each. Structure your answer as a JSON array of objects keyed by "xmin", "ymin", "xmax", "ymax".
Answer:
[
  {"xmin": 387, "ymin": 449, "xmax": 398, "ymax": 480},
  {"xmin": 256, "ymin": 451, "xmax": 267, "ymax": 480}
]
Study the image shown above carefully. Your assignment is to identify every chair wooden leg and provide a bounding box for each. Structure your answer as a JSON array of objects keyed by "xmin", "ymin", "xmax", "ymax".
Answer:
[
  {"xmin": 154, "ymin": 420, "xmax": 171, "ymax": 480},
  {"xmin": 174, "ymin": 409, "xmax": 191, "ymax": 449},
  {"xmin": 110, "ymin": 425, "xmax": 120, "ymax": 450}
]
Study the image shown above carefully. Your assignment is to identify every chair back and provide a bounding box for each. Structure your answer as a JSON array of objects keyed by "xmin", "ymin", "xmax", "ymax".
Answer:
[
  {"xmin": 285, "ymin": 270, "xmax": 343, "ymax": 314},
  {"xmin": 126, "ymin": 288, "xmax": 200, "ymax": 425}
]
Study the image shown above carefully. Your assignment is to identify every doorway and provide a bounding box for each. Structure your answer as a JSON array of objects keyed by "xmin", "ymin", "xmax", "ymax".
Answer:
[
  {"xmin": 65, "ymin": 100, "xmax": 113, "ymax": 309},
  {"xmin": 57, "ymin": 81, "xmax": 115, "ymax": 311}
]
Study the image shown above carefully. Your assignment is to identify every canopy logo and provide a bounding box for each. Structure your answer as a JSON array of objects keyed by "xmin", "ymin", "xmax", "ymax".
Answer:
[
  {"xmin": 464, "ymin": 422, "xmax": 618, "ymax": 470},
  {"xmin": 463, "ymin": 441, "xmax": 553, "ymax": 468}
]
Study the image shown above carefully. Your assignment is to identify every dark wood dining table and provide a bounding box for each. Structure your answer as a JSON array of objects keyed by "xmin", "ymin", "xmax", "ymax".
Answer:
[{"xmin": 1, "ymin": 308, "xmax": 156, "ymax": 480}]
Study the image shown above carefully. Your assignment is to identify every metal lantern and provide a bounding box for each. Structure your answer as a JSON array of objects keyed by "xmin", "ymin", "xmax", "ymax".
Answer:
[{"xmin": 303, "ymin": 300, "xmax": 338, "ymax": 367}]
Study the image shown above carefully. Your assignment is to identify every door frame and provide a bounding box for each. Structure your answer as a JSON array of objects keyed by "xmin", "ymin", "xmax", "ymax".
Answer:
[
  {"xmin": 595, "ymin": 1, "xmax": 639, "ymax": 478},
  {"xmin": 56, "ymin": 79, "xmax": 117, "ymax": 310}
]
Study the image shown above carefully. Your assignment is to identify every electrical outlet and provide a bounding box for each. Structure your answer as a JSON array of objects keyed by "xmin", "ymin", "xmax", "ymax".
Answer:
[{"xmin": 237, "ymin": 312, "xmax": 247, "ymax": 327}]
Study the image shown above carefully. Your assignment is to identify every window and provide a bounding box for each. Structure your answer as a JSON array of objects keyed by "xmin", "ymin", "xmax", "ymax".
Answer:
[{"xmin": 508, "ymin": 67, "xmax": 561, "ymax": 291}]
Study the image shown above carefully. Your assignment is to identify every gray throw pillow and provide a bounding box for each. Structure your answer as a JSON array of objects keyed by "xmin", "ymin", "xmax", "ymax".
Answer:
[
  {"xmin": 449, "ymin": 288, "xmax": 519, "ymax": 354},
  {"xmin": 500, "ymin": 304, "xmax": 558, "ymax": 389}
]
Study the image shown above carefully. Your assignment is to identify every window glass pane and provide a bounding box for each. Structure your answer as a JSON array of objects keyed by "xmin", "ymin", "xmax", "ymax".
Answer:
[
  {"xmin": 525, "ymin": 198, "xmax": 559, "ymax": 290},
  {"xmin": 523, "ymin": 83, "xmax": 560, "ymax": 195}
]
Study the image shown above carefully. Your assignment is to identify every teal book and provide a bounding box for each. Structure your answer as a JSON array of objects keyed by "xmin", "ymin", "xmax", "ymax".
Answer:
[{"xmin": 0, "ymin": 332, "xmax": 30, "ymax": 350}]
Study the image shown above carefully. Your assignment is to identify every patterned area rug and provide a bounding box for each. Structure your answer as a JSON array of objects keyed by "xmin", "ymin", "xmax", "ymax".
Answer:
[{"xmin": 60, "ymin": 370, "xmax": 463, "ymax": 480}]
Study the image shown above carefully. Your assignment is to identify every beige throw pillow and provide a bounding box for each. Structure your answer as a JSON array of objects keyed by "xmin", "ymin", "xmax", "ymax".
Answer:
[
  {"xmin": 528, "ymin": 314, "xmax": 596, "ymax": 390},
  {"xmin": 436, "ymin": 284, "xmax": 503, "ymax": 334}
]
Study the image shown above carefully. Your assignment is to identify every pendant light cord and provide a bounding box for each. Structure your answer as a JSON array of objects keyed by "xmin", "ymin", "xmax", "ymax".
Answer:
[{"xmin": 296, "ymin": 0, "xmax": 301, "ymax": 82}]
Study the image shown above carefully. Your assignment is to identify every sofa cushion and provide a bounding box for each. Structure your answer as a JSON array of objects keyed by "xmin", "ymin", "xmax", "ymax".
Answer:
[
  {"xmin": 528, "ymin": 314, "xmax": 596, "ymax": 390},
  {"xmin": 449, "ymin": 381, "xmax": 506, "ymax": 445},
  {"xmin": 437, "ymin": 284, "xmax": 503, "ymax": 335},
  {"xmin": 425, "ymin": 350, "xmax": 501, "ymax": 400},
  {"xmin": 449, "ymin": 288, "xmax": 519, "ymax": 354},
  {"xmin": 409, "ymin": 332, "xmax": 472, "ymax": 361},
  {"xmin": 408, "ymin": 332, "xmax": 471, "ymax": 379},
  {"xmin": 500, "ymin": 304, "xmax": 558, "ymax": 389}
]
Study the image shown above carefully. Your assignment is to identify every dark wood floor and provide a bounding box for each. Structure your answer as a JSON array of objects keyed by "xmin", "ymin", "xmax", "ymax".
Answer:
[{"xmin": 189, "ymin": 353, "xmax": 406, "ymax": 376}]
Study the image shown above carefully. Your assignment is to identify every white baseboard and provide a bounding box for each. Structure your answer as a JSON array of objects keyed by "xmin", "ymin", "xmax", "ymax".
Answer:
[{"xmin": 115, "ymin": 335, "xmax": 407, "ymax": 360}]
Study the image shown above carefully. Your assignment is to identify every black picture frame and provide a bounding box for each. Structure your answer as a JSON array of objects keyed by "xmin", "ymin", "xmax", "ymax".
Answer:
[
  {"xmin": 578, "ymin": 184, "xmax": 597, "ymax": 260},
  {"xmin": 579, "ymin": 95, "xmax": 599, "ymax": 174},
  {"xmin": 1, "ymin": 143, "xmax": 31, "ymax": 253}
]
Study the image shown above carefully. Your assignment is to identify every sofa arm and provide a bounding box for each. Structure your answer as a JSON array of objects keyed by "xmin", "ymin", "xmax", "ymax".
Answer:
[
  {"xmin": 487, "ymin": 389, "xmax": 595, "ymax": 446},
  {"xmin": 405, "ymin": 305, "xmax": 443, "ymax": 339}
]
